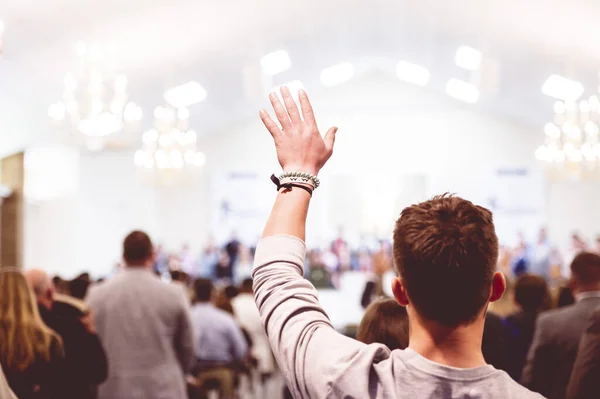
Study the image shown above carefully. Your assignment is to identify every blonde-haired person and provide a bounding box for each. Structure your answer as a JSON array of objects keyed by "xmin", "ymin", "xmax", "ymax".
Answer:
[{"xmin": 0, "ymin": 269, "xmax": 66, "ymax": 399}]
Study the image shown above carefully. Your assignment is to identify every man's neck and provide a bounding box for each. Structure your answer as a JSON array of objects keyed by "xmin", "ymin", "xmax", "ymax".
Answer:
[{"xmin": 408, "ymin": 314, "xmax": 486, "ymax": 369}]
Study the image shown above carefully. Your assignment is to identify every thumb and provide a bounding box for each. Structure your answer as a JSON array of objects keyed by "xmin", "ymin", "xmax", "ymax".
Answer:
[{"xmin": 324, "ymin": 127, "xmax": 338, "ymax": 151}]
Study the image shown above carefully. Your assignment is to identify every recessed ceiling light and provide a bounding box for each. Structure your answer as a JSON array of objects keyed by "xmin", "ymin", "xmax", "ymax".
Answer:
[
  {"xmin": 455, "ymin": 46, "xmax": 482, "ymax": 71},
  {"xmin": 541, "ymin": 75, "xmax": 584, "ymax": 101},
  {"xmin": 261, "ymin": 50, "xmax": 291, "ymax": 76},
  {"xmin": 320, "ymin": 62, "xmax": 355, "ymax": 87},
  {"xmin": 446, "ymin": 78, "xmax": 479, "ymax": 103},
  {"xmin": 396, "ymin": 61, "xmax": 430, "ymax": 86},
  {"xmin": 164, "ymin": 81, "xmax": 207, "ymax": 108}
]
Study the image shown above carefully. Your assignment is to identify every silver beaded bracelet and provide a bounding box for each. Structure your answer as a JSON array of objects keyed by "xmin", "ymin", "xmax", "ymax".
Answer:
[{"xmin": 278, "ymin": 171, "xmax": 320, "ymax": 189}]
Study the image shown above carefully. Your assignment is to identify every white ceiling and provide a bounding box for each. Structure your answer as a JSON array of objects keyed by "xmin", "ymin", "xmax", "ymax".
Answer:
[{"xmin": 2, "ymin": 0, "xmax": 600, "ymax": 157}]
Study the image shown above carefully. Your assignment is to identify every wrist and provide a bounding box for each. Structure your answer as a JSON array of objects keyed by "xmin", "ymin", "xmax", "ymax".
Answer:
[{"xmin": 283, "ymin": 165, "xmax": 319, "ymax": 176}]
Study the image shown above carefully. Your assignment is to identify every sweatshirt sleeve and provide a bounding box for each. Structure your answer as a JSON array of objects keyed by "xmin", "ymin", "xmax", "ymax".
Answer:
[{"xmin": 252, "ymin": 235, "xmax": 369, "ymax": 398}]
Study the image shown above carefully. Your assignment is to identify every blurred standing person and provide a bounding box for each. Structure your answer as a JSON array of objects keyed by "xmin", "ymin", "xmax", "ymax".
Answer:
[
  {"xmin": 531, "ymin": 228, "xmax": 551, "ymax": 280},
  {"xmin": 87, "ymin": 231, "xmax": 194, "ymax": 399},
  {"xmin": 235, "ymin": 245, "xmax": 254, "ymax": 283},
  {"xmin": 180, "ymin": 244, "xmax": 195, "ymax": 276},
  {"xmin": 504, "ymin": 274, "xmax": 550, "ymax": 382},
  {"xmin": 25, "ymin": 269, "xmax": 108, "ymax": 399},
  {"xmin": 190, "ymin": 279, "xmax": 248, "ymax": 398},
  {"xmin": 522, "ymin": 252, "xmax": 600, "ymax": 399},
  {"xmin": 511, "ymin": 232, "xmax": 530, "ymax": 276},
  {"xmin": 232, "ymin": 279, "xmax": 276, "ymax": 379},
  {"xmin": 153, "ymin": 244, "xmax": 168, "ymax": 275},
  {"xmin": 225, "ymin": 232, "xmax": 241, "ymax": 278},
  {"xmin": 563, "ymin": 233, "xmax": 587, "ymax": 278},
  {"xmin": 215, "ymin": 250, "xmax": 233, "ymax": 281},
  {"xmin": 197, "ymin": 238, "xmax": 219, "ymax": 278},
  {"xmin": 0, "ymin": 269, "xmax": 66, "ymax": 399},
  {"xmin": 566, "ymin": 307, "xmax": 600, "ymax": 399}
]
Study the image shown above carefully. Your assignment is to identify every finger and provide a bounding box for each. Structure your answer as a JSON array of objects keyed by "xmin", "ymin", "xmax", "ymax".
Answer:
[
  {"xmin": 280, "ymin": 86, "xmax": 302, "ymax": 125},
  {"xmin": 298, "ymin": 89, "xmax": 316, "ymax": 125},
  {"xmin": 269, "ymin": 92, "xmax": 291, "ymax": 130},
  {"xmin": 259, "ymin": 109, "xmax": 282, "ymax": 138},
  {"xmin": 324, "ymin": 126, "xmax": 338, "ymax": 151}
]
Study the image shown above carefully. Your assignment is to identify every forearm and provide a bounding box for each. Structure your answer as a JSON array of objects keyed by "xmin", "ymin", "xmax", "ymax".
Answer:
[{"xmin": 262, "ymin": 187, "xmax": 311, "ymax": 240}]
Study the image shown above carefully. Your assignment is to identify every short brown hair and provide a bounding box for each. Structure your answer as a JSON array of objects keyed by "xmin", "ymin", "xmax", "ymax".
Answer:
[
  {"xmin": 393, "ymin": 194, "xmax": 498, "ymax": 326},
  {"xmin": 123, "ymin": 231, "xmax": 153, "ymax": 266},
  {"xmin": 514, "ymin": 274, "xmax": 550, "ymax": 313},
  {"xmin": 357, "ymin": 298, "xmax": 409, "ymax": 350},
  {"xmin": 570, "ymin": 252, "xmax": 600, "ymax": 284}
]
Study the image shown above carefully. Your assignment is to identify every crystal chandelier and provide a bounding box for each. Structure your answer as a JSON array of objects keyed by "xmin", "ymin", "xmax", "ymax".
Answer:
[
  {"xmin": 48, "ymin": 42, "xmax": 143, "ymax": 151},
  {"xmin": 134, "ymin": 105, "xmax": 205, "ymax": 180},
  {"xmin": 535, "ymin": 96, "xmax": 600, "ymax": 180}
]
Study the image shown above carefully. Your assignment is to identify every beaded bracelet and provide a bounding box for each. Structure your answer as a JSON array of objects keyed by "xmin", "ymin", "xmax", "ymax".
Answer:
[{"xmin": 278, "ymin": 171, "xmax": 320, "ymax": 189}]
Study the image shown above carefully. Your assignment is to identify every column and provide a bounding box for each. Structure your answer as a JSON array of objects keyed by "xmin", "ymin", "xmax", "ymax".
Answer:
[{"xmin": 0, "ymin": 152, "xmax": 24, "ymax": 268}]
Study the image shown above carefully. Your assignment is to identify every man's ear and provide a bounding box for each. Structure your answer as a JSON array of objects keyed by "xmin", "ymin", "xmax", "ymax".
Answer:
[
  {"xmin": 392, "ymin": 277, "xmax": 410, "ymax": 307},
  {"xmin": 489, "ymin": 272, "xmax": 506, "ymax": 303}
]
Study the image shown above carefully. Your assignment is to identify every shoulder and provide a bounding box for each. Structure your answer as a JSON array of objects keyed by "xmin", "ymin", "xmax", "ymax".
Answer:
[
  {"xmin": 496, "ymin": 371, "xmax": 545, "ymax": 398},
  {"xmin": 537, "ymin": 305, "xmax": 572, "ymax": 326}
]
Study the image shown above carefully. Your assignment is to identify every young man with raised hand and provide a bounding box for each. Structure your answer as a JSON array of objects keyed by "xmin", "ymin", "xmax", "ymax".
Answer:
[{"xmin": 252, "ymin": 86, "xmax": 543, "ymax": 398}]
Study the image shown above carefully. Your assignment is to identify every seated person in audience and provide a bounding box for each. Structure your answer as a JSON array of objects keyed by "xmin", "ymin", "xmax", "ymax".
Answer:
[
  {"xmin": 25, "ymin": 269, "xmax": 108, "ymax": 399},
  {"xmin": 566, "ymin": 306, "xmax": 600, "ymax": 398},
  {"xmin": 232, "ymin": 278, "xmax": 277, "ymax": 379},
  {"xmin": 190, "ymin": 279, "xmax": 248, "ymax": 398},
  {"xmin": 356, "ymin": 298, "xmax": 409, "ymax": 350},
  {"xmin": 191, "ymin": 279, "xmax": 248, "ymax": 371},
  {"xmin": 87, "ymin": 231, "xmax": 195, "ymax": 399},
  {"xmin": 253, "ymin": 87, "xmax": 541, "ymax": 398},
  {"xmin": 504, "ymin": 274, "xmax": 550, "ymax": 382},
  {"xmin": 522, "ymin": 252, "xmax": 600, "ymax": 399},
  {"xmin": 0, "ymin": 269, "xmax": 66, "ymax": 399}
]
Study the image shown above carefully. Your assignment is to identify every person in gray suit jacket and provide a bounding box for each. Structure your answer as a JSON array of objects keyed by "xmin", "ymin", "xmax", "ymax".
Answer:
[
  {"xmin": 522, "ymin": 252, "xmax": 600, "ymax": 399},
  {"xmin": 87, "ymin": 230, "xmax": 195, "ymax": 399},
  {"xmin": 566, "ymin": 306, "xmax": 600, "ymax": 399}
]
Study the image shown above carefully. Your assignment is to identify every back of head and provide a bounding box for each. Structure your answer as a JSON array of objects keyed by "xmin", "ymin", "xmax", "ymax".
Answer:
[
  {"xmin": 68, "ymin": 277, "xmax": 91, "ymax": 300},
  {"xmin": 224, "ymin": 285, "xmax": 239, "ymax": 299},
  {"xmin": 240, "ymin": 278, "xmax": 254, "ymax": 294},
  {"xmin": 123, "ymin": 230, "xmax": 153, "ymax": 267},
  {"xmin": 570, "ymin": 252, "xmax": 600, "ymax": 289},
  {"xmin": 393, "ymin": 194, "xmax": 499, "ymax": 327},
  {"xmin": 0, "ymin": 269, "xmax": 55, "ymax": 371},
  {"xmin": 357, "ymin": 298, "xmax": 409, "ymax": 350},
  {"xmin": 194, "ymin": 278, "xmax": 214, "ymax": 302},
  {"xmin": 514, "ymin": 274, "xmax": 550, "ymax": 313}
]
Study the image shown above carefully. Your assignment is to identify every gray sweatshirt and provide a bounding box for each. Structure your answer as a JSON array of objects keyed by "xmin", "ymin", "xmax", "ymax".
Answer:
[{"xmin": 252, "ymin": 235, "xmax": 545, "ymax": 399}]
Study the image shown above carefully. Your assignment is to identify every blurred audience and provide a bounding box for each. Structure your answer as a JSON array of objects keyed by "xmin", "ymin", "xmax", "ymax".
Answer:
[
  {"xmin": 0, "ymin": 269, "xmax": 66, "ymax": 399},
  {"xmin": 523, "ymin": 252, "xmax": 600, "ymax": 399},
  {"xmin": 356, "ymin": 298, "xmax": 409, "ymax": 350},
  {"xmin": 87, "ymin": 230, "xmax": 194, "ymax": 399},
  {"xmin": 504, "ymin": 274, "xmax": 550, "ymax": 382},
  {"xmin": 567, "ymin": 306, "xmax": 600, "ymax": 399},
  {"xmin": 25, "ymin": 269, "xmax": 108, "ymax": 399}
]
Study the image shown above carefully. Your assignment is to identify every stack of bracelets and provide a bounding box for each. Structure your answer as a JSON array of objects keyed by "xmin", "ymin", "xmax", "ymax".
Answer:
[{"xmin": 270, "ymin": 171, "xmax": 320, "ymax": 196}]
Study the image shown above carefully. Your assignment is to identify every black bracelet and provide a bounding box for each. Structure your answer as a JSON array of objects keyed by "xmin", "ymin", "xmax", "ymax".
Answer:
[{"xmin": 270, "ymin": 174, "xmax": 313, "ymax": 196}]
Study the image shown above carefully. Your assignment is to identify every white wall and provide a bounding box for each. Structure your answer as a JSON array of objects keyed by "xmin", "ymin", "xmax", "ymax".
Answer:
[{"xmin": 22, "ymin": 73, "xmax": 600, "ymax": 277}]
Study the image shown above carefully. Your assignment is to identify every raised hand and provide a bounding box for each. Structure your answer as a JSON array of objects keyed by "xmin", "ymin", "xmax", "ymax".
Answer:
[{"xmin": 259, "ymin": 86, "xmax": 338, "ymax": 176}]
